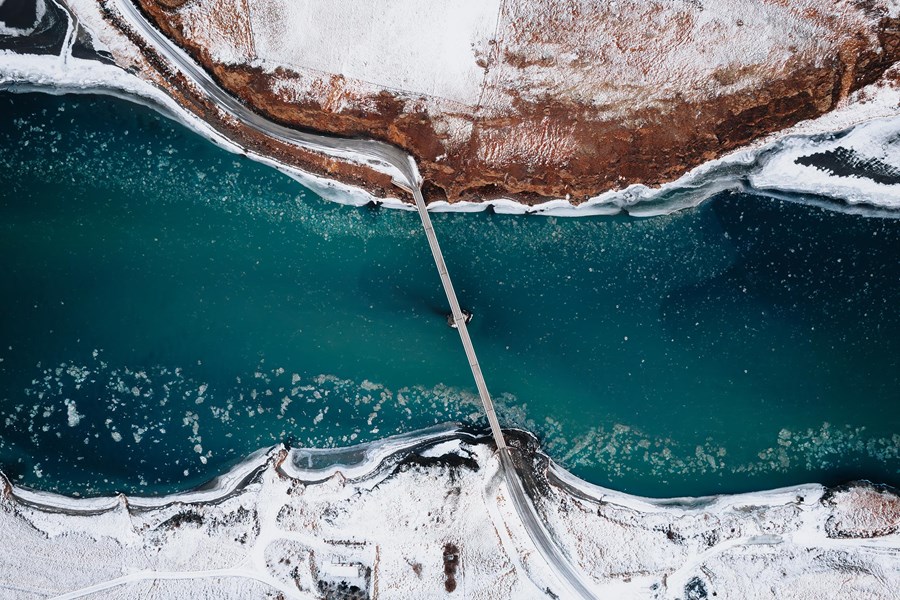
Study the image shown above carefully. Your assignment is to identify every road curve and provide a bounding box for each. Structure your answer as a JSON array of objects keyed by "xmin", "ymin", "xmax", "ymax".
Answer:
[
  {"xmin": 110, "ymin": 1, "xmax": 597, "ymax": 596},
  {"xmin": 115, "ymin": 0, "xmax": 418, "ymax": 187}
]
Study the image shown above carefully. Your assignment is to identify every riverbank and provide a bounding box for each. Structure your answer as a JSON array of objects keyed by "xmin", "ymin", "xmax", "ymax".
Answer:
[
  {"xmin": 1, "ymin": 0, "xmax": 898, "ymax": 216},
  {"xmin": 3, "ymin": 427, "xmax": 898, "ymax": 598},
  {"xmin": 130, "ymin": 0, "xmax": 900, "ymax": 204}
]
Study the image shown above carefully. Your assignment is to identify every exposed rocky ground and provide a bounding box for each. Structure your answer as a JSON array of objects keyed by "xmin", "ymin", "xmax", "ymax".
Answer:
[
  {"xmin": 125, "ymin": 0, "xmax": 900, "ymax": 203},
  {"xmin": 2, "ymin": 430, "xmax": 899, "ymax": 599}
]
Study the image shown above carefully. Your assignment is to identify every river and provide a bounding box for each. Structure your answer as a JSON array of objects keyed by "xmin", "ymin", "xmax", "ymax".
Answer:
[{"xmin": 1, "ymin": 92, "xmax": 898, "ymax": 497}]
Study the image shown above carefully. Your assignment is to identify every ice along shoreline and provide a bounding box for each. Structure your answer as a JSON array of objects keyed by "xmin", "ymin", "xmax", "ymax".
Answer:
[
  {"xmin": 2, "ymin": 424, "xmax": 899, "ymax": 598},
  {"xmin": 1, "ymin": 0, "xmax": 899, "ymax": 218},
  {"xmin": 4, "ymin": 51, "xmax": 899, "ymax": 218}
]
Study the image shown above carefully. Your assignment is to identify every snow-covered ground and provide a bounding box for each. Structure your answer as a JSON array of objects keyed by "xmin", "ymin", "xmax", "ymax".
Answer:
[
  {"xmin": 2, "ymin": 429, "xmax": 898, "ymax": 599},
  {"xmin": 249, "ymin": 0, "xmax": 502, "ymax": 106},
  {"xmin": 749, "ymin": 115, "xmax": 900, "ymax": 208}
]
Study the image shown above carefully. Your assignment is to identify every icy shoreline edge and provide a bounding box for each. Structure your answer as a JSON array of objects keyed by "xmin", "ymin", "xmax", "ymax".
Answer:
[
  {"xmin": 1, "ymin": 49, "xmax": 899, "ymax": 218},
  {"xmin": 0, "ymin": 422, "xmax": 879, "ymax": 519},
  {"xmin": 2, "ymin": 424, "xmax": 899, "ymax": 599}
]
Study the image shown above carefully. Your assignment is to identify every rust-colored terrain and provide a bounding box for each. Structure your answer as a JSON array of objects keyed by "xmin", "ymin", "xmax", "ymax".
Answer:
[{"xmin": 127, "ymin": 0, "xmax": 900, "ymax": 204}]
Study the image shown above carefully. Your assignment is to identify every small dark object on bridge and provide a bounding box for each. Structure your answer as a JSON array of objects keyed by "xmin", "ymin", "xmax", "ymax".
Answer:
[{"xmin": 447, "ymin": 310, "xmax": 473, "ymax": 328}]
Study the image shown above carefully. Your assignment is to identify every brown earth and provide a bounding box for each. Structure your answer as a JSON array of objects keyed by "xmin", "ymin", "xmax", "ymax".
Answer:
[
  {"xmin": 442, "ymin": 542, "xmax": 460, "ymax": 592},
  {"xmin": 127, "ymin": 0, "xmax": 900, "ymax": 205}
]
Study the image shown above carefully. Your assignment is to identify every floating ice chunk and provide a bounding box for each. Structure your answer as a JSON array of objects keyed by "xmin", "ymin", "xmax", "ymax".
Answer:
[{"xmin": 63, "ymin": 399, "xmax": 82, "ymax": 427}]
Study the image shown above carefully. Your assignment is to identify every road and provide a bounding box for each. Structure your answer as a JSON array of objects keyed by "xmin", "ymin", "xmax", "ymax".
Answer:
[
  {"xmin": 111, "ymin": 1, "xmax": 597, "ymax": 596},
  {"xmin": 114, "ymin": 0, "xmax": 418, "ymax": 188}
]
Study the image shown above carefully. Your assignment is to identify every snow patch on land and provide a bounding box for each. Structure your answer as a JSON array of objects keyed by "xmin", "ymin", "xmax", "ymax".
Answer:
[
  {"xmin": 248, "ymin": 0, "xmax": 501, "ymax": 105},
  {"xmin": 751, "ymin": 116, "xmax": 900, "ymax": 208},
  {"xmin": 486, "ymin": 0, "xmax": 870, "ymax": 112},
  {"xmin": 176, "ymin": 0, "xmax": 254, "ymax": 65}
]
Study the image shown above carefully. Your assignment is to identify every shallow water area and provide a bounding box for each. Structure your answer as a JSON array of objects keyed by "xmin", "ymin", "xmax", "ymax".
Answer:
[{"xmin": 1, "ymin": 92, "xmax": 898, "ymax": 498}]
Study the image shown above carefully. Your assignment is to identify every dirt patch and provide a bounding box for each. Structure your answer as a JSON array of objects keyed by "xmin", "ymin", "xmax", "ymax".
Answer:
[
  {"xmin": 443, "ymin": 542, "xmax": 460, "ymax": 592},
  {"xmin": 150, "ymin": 0, "xmax": 191, "ymax": 9},
  {"xmin": 159, "ymin": 511, "xmax": 204, "ymax": 528}
]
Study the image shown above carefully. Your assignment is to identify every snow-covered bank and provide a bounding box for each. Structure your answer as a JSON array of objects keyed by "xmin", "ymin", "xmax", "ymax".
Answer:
[
  {"xmin": 429, "ymin": 74, "xmax": 900, "ymax": 217},
  {"xmin": 2, "ymin": 0, "xmax": 899, "ymax": 218},
  {"xmin": 2, "ymin": 427, "xmax": 898, "ymax": 599},
  {"xmin": 129, "ymin": 0, "xmax": 900, "ymax": 204},
  {"xmin": 749, "ymin": 115, "xmax": 900, "ymax": 208}
]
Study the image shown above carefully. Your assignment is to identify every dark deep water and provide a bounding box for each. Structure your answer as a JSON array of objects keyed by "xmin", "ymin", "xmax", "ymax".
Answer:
[{"xmin": 1, "ymin": 92, "xmax": 898, "ymax": 497}]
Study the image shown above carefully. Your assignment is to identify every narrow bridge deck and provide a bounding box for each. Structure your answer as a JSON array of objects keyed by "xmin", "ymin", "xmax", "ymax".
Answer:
[{"xmin": 401, "ymin": 181, "xmax": 508, "ymax": 452}]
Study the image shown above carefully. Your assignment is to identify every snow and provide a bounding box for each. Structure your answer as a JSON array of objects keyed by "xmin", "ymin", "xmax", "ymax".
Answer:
[
  {"xmin": 750, "ymin": 116, "xmax": 900, "ymax": 208},
  {"xmin": 176, "ymin": 0, "xmax": 254, "ymax": 65},
  {"xmin": 418, "ymin": 439, "xmax": 463, "ymax": 458},
  {"xmin": 889, "ymin": 1, "xmax": 900, "ymax": 18},
  {"xmin": 180, "ymin": 0, "xmax": 879, "ymax": 117},
  {"xmin": 483, "ymin": 0, "xmax": 871, "ymax": 113},
  {"xmin": 247, "ymin": 0, "xmax": 501, "ymax": 105},
  {"xmin": 1, "ymin": 429, "xmax": 898, "ymax": 598},
  {"xmin": 282, "ymin": 423, "xmax": 460, "ymax": 482}
]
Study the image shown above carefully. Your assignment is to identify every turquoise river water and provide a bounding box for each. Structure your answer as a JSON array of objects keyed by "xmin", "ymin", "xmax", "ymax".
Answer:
[{"xmin": 1, "ymin": 93, "xmax": 898, "ymax": 498}]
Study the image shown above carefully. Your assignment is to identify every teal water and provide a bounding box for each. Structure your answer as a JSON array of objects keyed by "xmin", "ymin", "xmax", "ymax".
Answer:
[{"xmin": 1, "ymin": 93, "xmax": 898, "ymax": 497}]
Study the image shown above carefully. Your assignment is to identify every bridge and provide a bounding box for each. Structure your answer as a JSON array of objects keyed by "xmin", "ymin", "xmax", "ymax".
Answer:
[
  {"xmin": 396, "ymin": 173, "xmax": 597, "ymax": 600},
  {"xmin": 112, "ymin": 1, "xmax": 597, "ymax": 596},
  {"xmin": 392, "ymin": 175, "xmax": 508, "ymax": 453}
]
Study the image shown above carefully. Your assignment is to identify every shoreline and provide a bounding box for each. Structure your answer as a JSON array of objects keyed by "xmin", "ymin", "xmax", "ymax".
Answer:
[
  {"xmin": 2, "ymin": 424, "xmax": 898, "ymax": 598},
  {"xmin": 2, "ymin": 2, "xmax": 899, "ymax": 219},
  {"xmin": 4, "ymin": 58, "xmax": 899, "ymax": 218},
  {"xmin": 2, "ymin": 422, "xmax": 891, "ymax": 516}
]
